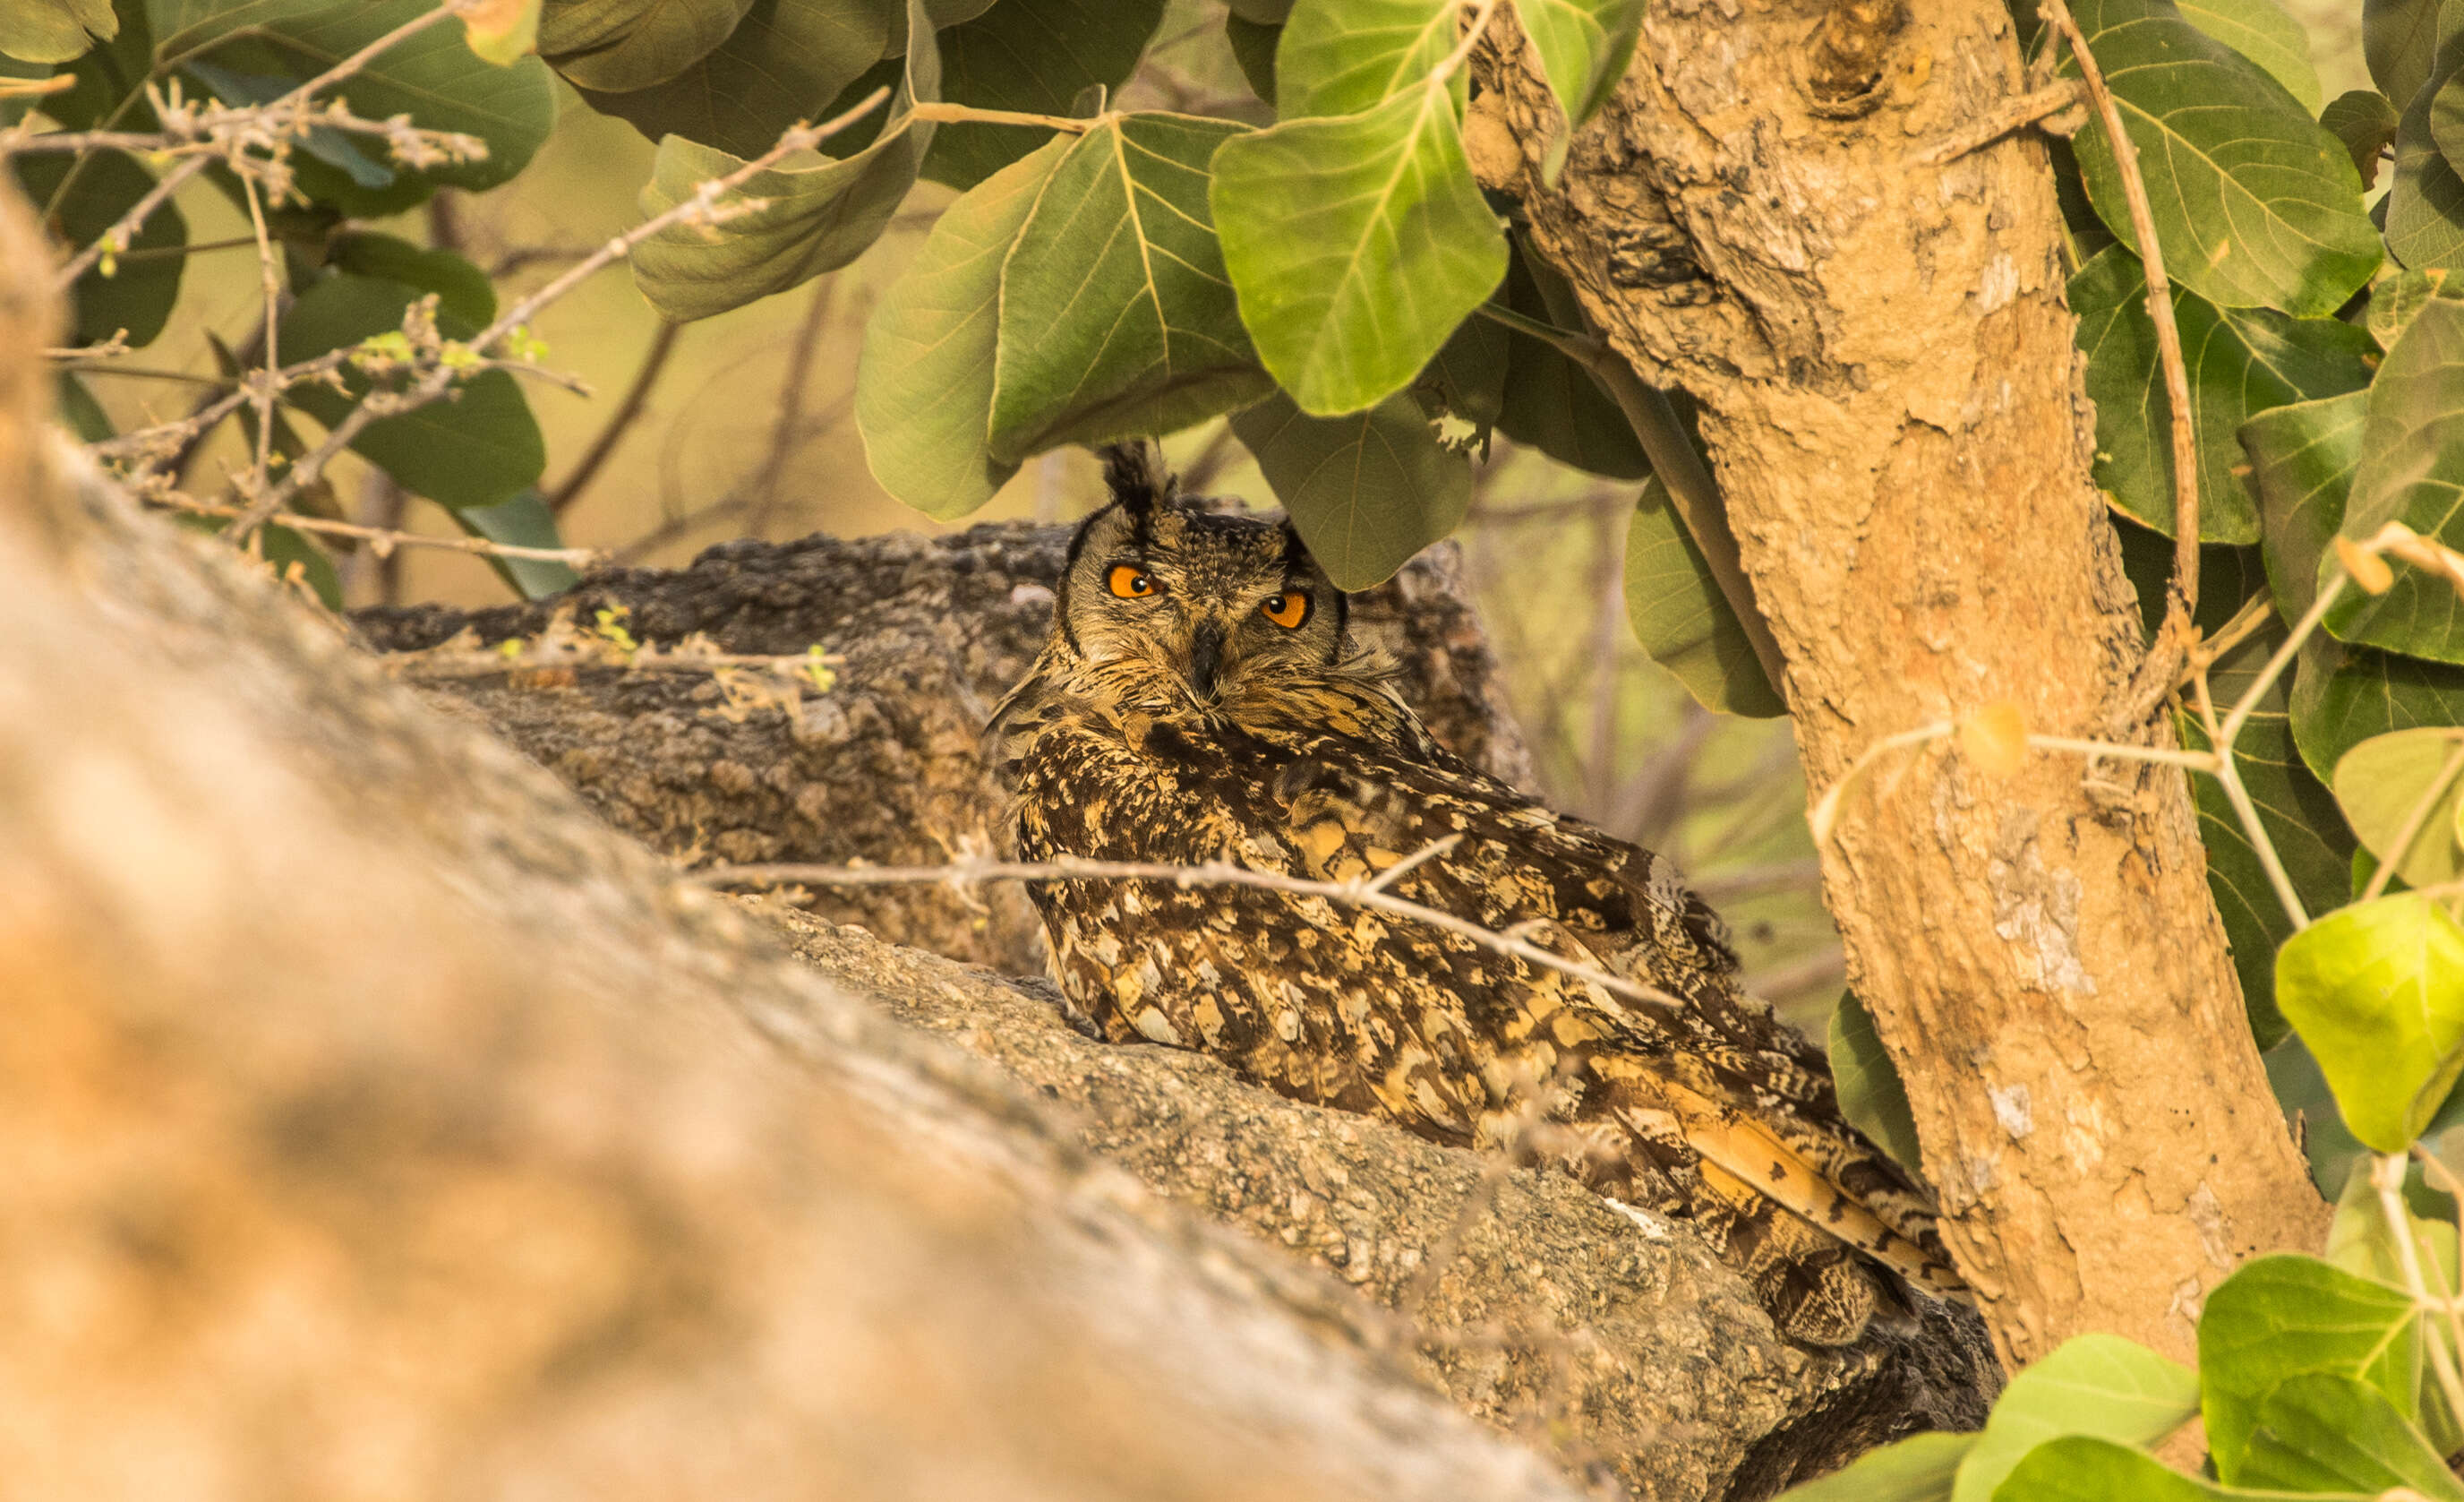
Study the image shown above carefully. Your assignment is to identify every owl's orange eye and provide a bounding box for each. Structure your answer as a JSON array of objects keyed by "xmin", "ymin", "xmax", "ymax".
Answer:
[
  {"xmin": 1260, "ymin": 589, "xmax": 1312, "ymax": 629},
  {"xmin": 1108, "ymin": 564, "xmax": 1159, "ymax": 598}
]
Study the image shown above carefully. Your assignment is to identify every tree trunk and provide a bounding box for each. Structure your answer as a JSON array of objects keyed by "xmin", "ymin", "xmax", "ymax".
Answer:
[{"xmin": 1471, "ymin": 0, "xmax": 2326, "ymax": 1367}]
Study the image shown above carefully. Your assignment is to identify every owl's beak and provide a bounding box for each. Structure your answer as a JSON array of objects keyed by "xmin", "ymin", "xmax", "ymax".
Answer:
[{"xmin": 1186, "ymin": 621, "xmax": 1226, "ymax": 700}]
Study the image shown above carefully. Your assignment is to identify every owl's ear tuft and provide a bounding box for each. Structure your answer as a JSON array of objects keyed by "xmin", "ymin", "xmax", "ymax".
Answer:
[{"xmin": 1098, "ymin": 440, "xmax": 1174, "ymax": 515}]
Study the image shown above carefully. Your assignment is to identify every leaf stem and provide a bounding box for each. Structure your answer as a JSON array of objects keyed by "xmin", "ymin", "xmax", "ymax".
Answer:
[{"xmin": 2376, "ymin": 1153, "xmax": 2464, "ymax": 1432}]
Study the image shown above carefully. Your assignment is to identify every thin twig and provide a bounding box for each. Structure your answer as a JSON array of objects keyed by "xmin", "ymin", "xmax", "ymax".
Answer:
[
  {"xmin": 236, "ymin": 171, "xmax": 282, "ymax": 508},
  {"xmin": 2376, "ymin": 1154, "xmax": 2464, "ymax": 1429},
  {"xmin": 150, "ymin": 494, "xmax": 604, "ymax": 564},
  {"xmin": 1905, "ymin": 79, "xmax": 2085, "ymax": 167},
  {"xmin": 223, "ymin": 87, "xmax": 894, "ymax": 546},
  {"xmin": 697, "ymin": 853, "xmax": 1691, "ymax": 1020},
  {"xmin": 2040, "ymin": 0, "xmax": 2200, "ymax": 625}
]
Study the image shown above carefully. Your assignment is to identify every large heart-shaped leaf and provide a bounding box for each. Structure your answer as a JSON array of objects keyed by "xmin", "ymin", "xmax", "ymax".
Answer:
[
  {"xmin": 0, "ymin": 0, "xmax": 115, "ymax": 64},
  {"xmin": 1827, "ymin": 992, "xmax": 1921, "ymax": 1177},
  {"xmin": 1274, "ymin": 0, "xmax": 1459, "ymax": 118},
  {"xmin": 1949, "ymin": 1334, "xmax": 2199, "ymax": 1502},
  {"xmin": 2333, "ymin": 726, "xmax": 2464, "ymax": 888},
  {"xmin": 2244, "ymin": 388, "xmax": 2366, "ymax": 618},
  {"xmin": 986, "ymin": 114, "xmax": 1270, "ymax": 459},
  {"xmin": 14, "ymin": 150, "xmax": 186, "ymax": 348},
  {"xmin": 2292, "ymin": 632, "xmax": 2464, "ymax": 783},
  {"xmin": 2178, "ymin": 0, "xmax": 2319, "ymax": 111},
  {"xmin": 2240, "ymin": 1373, "xmax": 2464, "ymax": 1498},
  {"xmin": 2276, "ymin": 895, "xmax": 2464, "ymax": 1154},
  {"xmin": 537, "ymin": 0, "xmax": 756, "ymax": 92},
  {"xmin": 2326, "ymin": 298, "xmax": 2464, "ymax": 663},
  {"xmin": 278, "ymin": 272, "xmax": 545, "ymax": 513},
  {"xmin": 2366, "ymin": 0, "xmax": 2446, "ymax": 111},
  {"xmin": 1213, "ymin": 82, "xmax": 1508, "ymax": 415},
  {"xmin": 1624, "ymin": 474, "xmax": 1784, "ymax": 717},
  {"xmin": 633, "ymin": 0, "xmax": 937, "ymax": 322},
  {"xmin": 2066, "ymin": 0, "xmax": 2381, "ymax": 315},
  {"xmin": 2388, "ymin": 27, "xmax": 2464, "ymax": 271},
  {"xmin": 2323, "ymin": 89, "xmax": 2400, "ymax": 187},
  {"xmin": 857, "ymin": 136, "xmax": 1071, "ymax": 517},
  {"xmin": 2072, "ymin": 244, "xmax": 2374, "ymax": 543},
  {"xmin": 1517, "ymin": 0, "xmax": 1647, "ymax": 131},
  {"xmin": 157, "ymin": 0, "xmax": 556, "ymax": 202},
  {"xmin": 1229, "ymin": 388, "xmax": 1469, "ymax": 589},
  {"xmin": 2200, "ymin": 1253, "xmax": 2426, "ymax": 1481},
  {"xmin": 922, "ymin": 0, "xmax": 1166, "ymax": 190},
  {"xmin": 576, "ymin": 0, "xmax": 894, "ymax": 159},
  {"xmin": 1998, "ymin": 1434, "xmax": 2370, "ymax": 1502}
]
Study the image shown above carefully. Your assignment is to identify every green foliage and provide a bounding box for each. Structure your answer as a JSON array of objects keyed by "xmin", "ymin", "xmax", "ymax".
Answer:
[
  {"xmin": 1229, "ymin": 389, "xmax": 1468, "ymax": 588},
  {"xmin": 2276, "ymin": 895, "xmax": 2464, "ymax": 1152},
  {"xmin": 574, "ymin": 0, "xmax": 893, "ymax": 159},
  {"xmin": 2070, "ymin": 245, "xmax": 2374, "ymax": 544},
  {"xmin": 923, "ymin": 0, "xmax": 1165, "ymax": 189},
  {"xmin": 1211, "ymin": 85, "xmax": 1506, "ymax": 414},
  {"xmin": 2326, "ymin": 301, "xmax": 2464, "ymax": 663},
  {"xmin": 535, "ymin": 0, "xmax": 758, "ymax": 92},
  {"xmin": 2331, "ymin": 728, "xmax": 2464, "ymax": 888},
  {"xmin": 1952, "ymin": 1335, "xmax": 2199, "ymax": 1502},
  {"xmin": 1624, "ymin": 474, "xmax": 1785, "ymax": 717},
  {"xmin": 14, "ymin": 148, "xmax": 187, "ymax": 348},
  {"xmin": 0, "ymin": 0, "xmax": 115, "ymax": 69}
]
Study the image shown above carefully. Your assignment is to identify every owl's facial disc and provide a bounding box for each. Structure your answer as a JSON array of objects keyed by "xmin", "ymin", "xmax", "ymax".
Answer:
[{"xmin": 1060, "ymin": 500, "xmax": 1345, "ymax": 708}]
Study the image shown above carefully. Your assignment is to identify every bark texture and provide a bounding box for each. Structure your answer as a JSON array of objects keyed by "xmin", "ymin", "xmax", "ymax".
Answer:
[
  {"xmin": 355, "ymin": 529, "xmax": 1532, "ymax": 974},
  {"xmin": 1470, "ymin": 0, "xmax": 2326, "ymax": 1365}
]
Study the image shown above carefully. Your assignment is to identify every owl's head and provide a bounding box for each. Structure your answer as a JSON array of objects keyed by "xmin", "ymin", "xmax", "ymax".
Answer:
[{"xmin": 1052, "ymin": 442, "xmax": 1349, "ymax": 708}]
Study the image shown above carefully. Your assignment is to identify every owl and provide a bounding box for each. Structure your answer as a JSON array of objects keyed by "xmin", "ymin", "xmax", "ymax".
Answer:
[{"xmin": 988, "ymin": 443, "xmax": 1964, "ymax": 1345}]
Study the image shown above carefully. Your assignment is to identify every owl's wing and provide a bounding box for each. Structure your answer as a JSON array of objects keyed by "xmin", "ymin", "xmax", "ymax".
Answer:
[{"xmin": 1261, "ymin": 735, "xmax": 1965, "ymax": 1335}]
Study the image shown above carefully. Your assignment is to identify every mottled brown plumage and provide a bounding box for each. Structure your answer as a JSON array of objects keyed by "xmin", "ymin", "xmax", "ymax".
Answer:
[{"xmin": 990, "ymin": 442, "xmax": 1964, "ymax": 1344}]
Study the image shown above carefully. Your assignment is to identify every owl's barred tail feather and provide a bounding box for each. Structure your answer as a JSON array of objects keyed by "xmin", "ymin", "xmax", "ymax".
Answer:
[{"xmin": 1661, "ymin": 1083, "xmax": 1967, "ymax": 1345}]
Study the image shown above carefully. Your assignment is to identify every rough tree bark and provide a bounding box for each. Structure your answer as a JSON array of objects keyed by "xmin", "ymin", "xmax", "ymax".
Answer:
[
  {"xmin": 1470, "ymin": 0, "xmax": 2327, "ymax": 1365},
  {"xmin": 355, "ymin": 529, "xmax": 1534, "ymax": 974}
]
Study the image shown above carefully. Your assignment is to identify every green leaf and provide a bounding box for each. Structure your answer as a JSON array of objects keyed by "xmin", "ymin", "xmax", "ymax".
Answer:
[
  {"xmin": 857, "ymin": 136, "xmax": 1070, "ymax": 518},
  {"xmin": 2389, "ymin": 29, "xmax": 2464, "ymax": 273},
  {"xmin": 538, "ymin": 0, "xmax": 756, "ymax": 91},
  {"xmin": 2070, "ymin": 244, "xmax": 2374, "ymax": 544},
  {"xmin": 1517, "ymin": 0, "xmax": 1647, "ymax": 132},
  {"xmin": 1827, "ymin": 992, "xmax": 1921, "ymax": 1178},
  {"xmin": 922, "ymin": 0, "xmax": 1166, "ymax": 190},
  {"xmin": 278, "ymin": 273, "xmax": 545, "ymax": 512},
  {"xmin": 160, "ymin": 1, "xmax": 557, "ymax": 205},
  {"xmin": 1411, "ymin": 305, "xmax": 1507, "ymax": 436},
  {"xmin": 2323, "ymin": 89, "xmax": 2401, "ymax": 187},
  {"xmin": 1213, "ymin": 82, "xmax": 1508, "ymax": 415},
  {"xmin": 2374, "ymin": 267, "xmax": 2464, "ymax": 351},
  {"xmin": 2366, "ymin": 0, "xmax": 2445, "ymax": 111},
  {"xmin": 575, "ymin": 0, "xmax": 894, "ymax": 159},
  {"xmin": 2244, "ymin": 389, "xmax": 2366, "ymax": 620},
  {"xmin": 1997, "ymin": 1434, "xmax": 2366, "ymax": 1502},
  {"xmin": 1274, "ymin": 0, "xmax": 1460, "ymax": 118},
  {"xmin": 2269, "ymin": 1033, "xmax": 2375, "ymax": 1193},
  {"xmin": 1229, "ymin": 388, "xmax": 1469, "ymax": 589},
  {"xmin": 2326, "ymin": 299, "xmax": 2464, "ymax": 663},
  {"xmin": 2177, "ymin": 0, "xmax": 2318, "ymax": 113},
  {"xmin": 54, "ymin": 371, "xmax": 113, "ymax": 443},
  {"xmin": 2242, "ymin": 1372, "xmax": 2464, "ymax": 1498},
  {"xmin": 1950, "ymin": 1334, "xmax": 2198, "ymax": 1502},
  {"xmin": 2334, "ymin": 727, "xmax": 2464, "ymax": 888},
  {"xmin": 329, "ymin": 232, "xmax": 495, "ymax": 327},
  {"xmin": 13, "ymin": 150, "xmax": 186, "ymax": 348},
  {"xmin": 0, "ymin": 0, "xmax": 116, "ymax": 64},
  {"xmin": 1493, "ymin": 242, "xmax": 1647, "ymax": 478},
  {"xmin": 1773, "ymin": 1431, "xmax": 1972, "ymax": 1502},
  {"xmin": 2323, "ymin": 1152, "xmax": 2460, "ymax": 1296},
  {"xmin": 986, "ymin": 114, "xmax": 1271, "ymax": 459},
  {"xmin": 2200, "ymin": 1253, "xmax": 2426, "ymax": 1481},
  {"xmin": 460, "ymin": 0, "xmax": 541, "ymax": 66},
  {"xmin": 2066, "ymin": 0, "xmax": 2382, "ymax": 316},
  {"xmin": 2276, "ymin": 894, "xmax": 2464, "ymax": 1153},
  {"xmin": 455, "ymin": 488, "xmax": 581, "ymax": 600},
  {"xmin": 2292, "ymin": 631, "xmax": 2464, "ymax": 784},
  {"xmin": 1624, "ymin": 474, "xmax": 1785, "ymax": 717},
  {"xmin": 633, "ymin": 1, "xmax": 935, "ymax": 322},
  {"xmin": 1226, "ymin": 13, "xmax": 1279, "ymax": 103}
]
